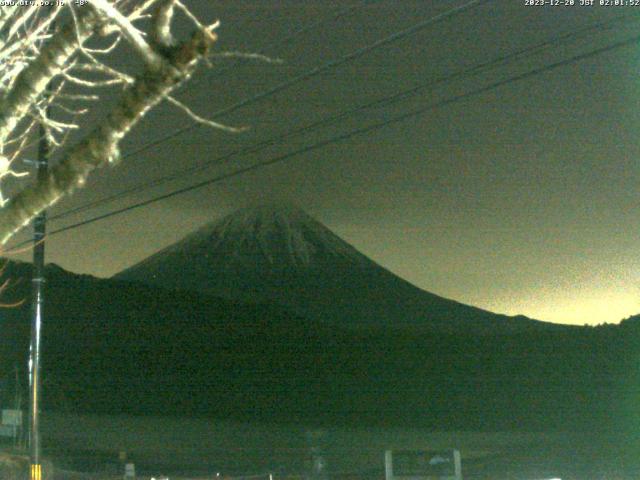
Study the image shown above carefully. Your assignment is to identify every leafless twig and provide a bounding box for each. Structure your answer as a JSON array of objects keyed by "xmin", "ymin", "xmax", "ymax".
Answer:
[{"xmin": 166, "ymin": 95, "xmax": 248, "ymax": 133}]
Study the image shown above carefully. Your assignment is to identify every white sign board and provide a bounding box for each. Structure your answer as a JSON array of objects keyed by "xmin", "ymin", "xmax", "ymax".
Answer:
[
  {"xmin": 2, "ymin": 409, "xmax": 22, "ymax": 426},
  {"xmin": 385, "ymin": 449, "xmax": 462, "ymax": 480},
  {"xmin": 124, "ymin": 462, "xmax": 136, "ymax": 479}
]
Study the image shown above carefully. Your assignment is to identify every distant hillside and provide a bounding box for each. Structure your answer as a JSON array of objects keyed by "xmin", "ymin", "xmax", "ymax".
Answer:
[
  {"xmin": 1, "ymin": 259, "xmax": 639, "ymax": 435},
  {"xmin": 115, "ymin": 205, "xmax": 565, "ymax": 334}
]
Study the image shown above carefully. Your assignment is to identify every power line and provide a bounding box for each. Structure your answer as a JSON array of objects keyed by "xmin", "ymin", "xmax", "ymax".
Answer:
[
  {"xmin": 117, "ymin": 0, "xmax": 489, "ymax": 161},
  {"xmin": 48, "ymin": 11, "xmax": 639, "ymax": 223},
  {"xmin": 54, "ymin": 2, "xmax": 378, "ymax": 217},
  {"xmin": 185, "ymin": 1, "xmax": 377, "ymax": 93},
  {"xmin": 21, "ymin": 32, "xmax": 639, "ymax": 246}
]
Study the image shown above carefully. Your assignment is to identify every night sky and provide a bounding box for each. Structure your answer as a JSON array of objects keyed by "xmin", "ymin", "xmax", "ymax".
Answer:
[{"xmin": 7, "ymin": 1, "xmax": 640, "ymax": 326}]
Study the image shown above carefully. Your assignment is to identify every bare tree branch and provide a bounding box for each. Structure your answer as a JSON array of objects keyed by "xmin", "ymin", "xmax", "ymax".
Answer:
[
  {"xmin": 0, "ymin": 7, "xmax": 101, "ymax": 148},
  {"xmin": 6, "ymin": 5, "xmax": 40, "ymax": 42},
  {"xmin": 0, "ymin": 1, "xmax": 242, "ymax": 245},
  {"xmin": 209, "ymin": 51, "xmax": 283, "ymax": 64},
  {"xmin": 166, "ymin": 95, "xmax": 246, "ymax": 133},
  {"xmin": 88, "ymin": 0, "xmax": 164, "ymax": 69},
  {"xmin": 0, "ymin": 27, "xmax": 218, "ymax": 244},
  {"xmin": 152, "ymin": 0, "xmax": 176, "ymax": 48}
]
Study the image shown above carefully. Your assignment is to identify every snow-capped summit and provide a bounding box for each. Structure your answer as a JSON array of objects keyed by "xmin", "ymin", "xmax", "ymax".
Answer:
[
  {"xmin": 115, "ymin": 204, "xmax": 558, "ymax": 332},
  {"xmin": 198, "ymin": 203, "xmax": 365, "ymax": 267}
]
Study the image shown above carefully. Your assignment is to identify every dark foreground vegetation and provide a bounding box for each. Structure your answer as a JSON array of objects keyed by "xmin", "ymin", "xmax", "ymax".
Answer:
[{"xmin": 0, "ymin": 261, "xmax": 639, "ymax": 442}]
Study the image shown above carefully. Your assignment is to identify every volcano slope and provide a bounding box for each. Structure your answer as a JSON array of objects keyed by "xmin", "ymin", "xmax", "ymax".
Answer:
[
  {"xmin": 0, "ymin": 259, "xmax": 637, "ymax": 437},
  {"xmin": 115, "ymin": 205, "xmax": 563, "ymax": 334}
]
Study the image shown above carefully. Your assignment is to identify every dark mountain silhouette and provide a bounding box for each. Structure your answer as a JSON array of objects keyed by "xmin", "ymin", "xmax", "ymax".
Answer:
[
  {"xmin": 0, "ymin": 259, "xmax": 639, "ymax": 436},
  {"xmin": 115, "ymin": 204, "xmax": 564, "ymax": 333}
]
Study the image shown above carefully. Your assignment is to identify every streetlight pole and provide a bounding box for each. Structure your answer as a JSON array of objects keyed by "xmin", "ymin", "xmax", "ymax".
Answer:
[{"xmin": 28, "ymin": 101, "xmax": 49, "ymax": 480}]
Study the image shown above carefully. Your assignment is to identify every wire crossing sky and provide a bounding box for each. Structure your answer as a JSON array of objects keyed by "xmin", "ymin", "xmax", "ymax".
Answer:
[
  {"xmin": 45, "ymin": 11, "xmax": 640, "ymax": 224},
  {"xmin": 7, "ymin": 1, "xmax": 640, "ymax": 326},
  {"xmin": 17, "ymin": 25, "xmax": 640, "ymax": 245}
]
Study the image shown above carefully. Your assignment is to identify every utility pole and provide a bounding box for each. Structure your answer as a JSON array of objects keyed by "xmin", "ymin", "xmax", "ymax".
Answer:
[
  {"xmin": 28, "ymin": 98, "xmax": 49, "ymax": 480},
  {"xmin": 27, "ymin": 13, "xmax": 56, "ymax": 479}
]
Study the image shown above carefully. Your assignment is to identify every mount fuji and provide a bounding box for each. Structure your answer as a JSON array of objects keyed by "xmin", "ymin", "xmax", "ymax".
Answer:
[{"xmin": 115, "ymin": 204, "xmax": 561, "ymax": 333}]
